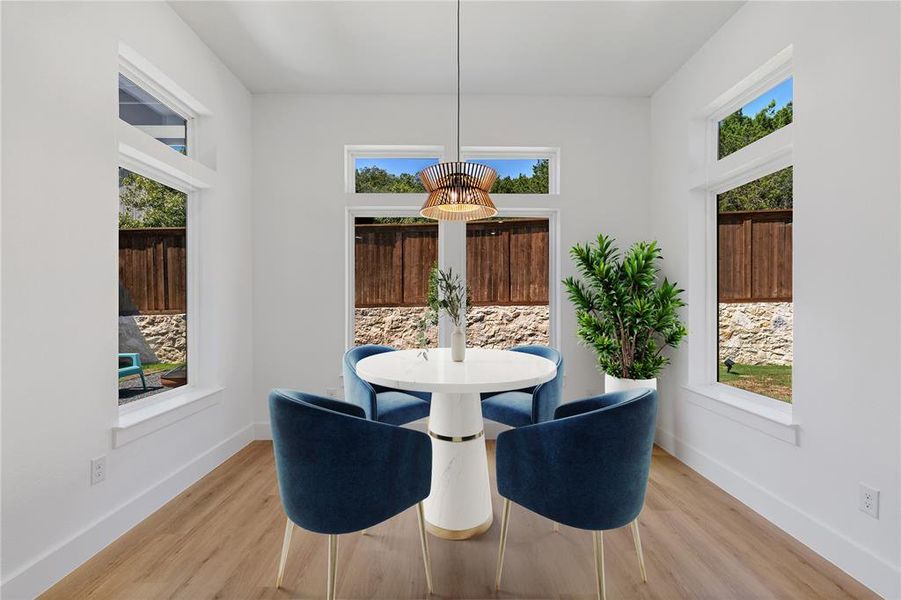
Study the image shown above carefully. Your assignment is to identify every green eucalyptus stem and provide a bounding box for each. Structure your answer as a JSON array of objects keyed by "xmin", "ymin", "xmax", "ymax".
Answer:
[{"xmin": 427, "ymin": 265, "xmax": 470, "ymax": 329}]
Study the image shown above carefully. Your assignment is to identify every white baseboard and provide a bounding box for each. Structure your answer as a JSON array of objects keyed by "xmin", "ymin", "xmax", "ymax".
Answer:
[
  {"xmin": 253, "ymin": 420, "xmax": 272, "ymax": 440},
  {"xmin": 252, "ymin": 418, "xmax": 510, "ymax": 441},
  {"xmin": 1, "ymin": 424, "xmax": 255, "ymax": 600},
  {"xmin": 655, "ymin": 427, "xmax": 901, "ymax": 600}
]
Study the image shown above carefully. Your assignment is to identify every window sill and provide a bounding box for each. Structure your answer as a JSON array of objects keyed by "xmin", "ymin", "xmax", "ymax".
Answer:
[
  {"xmin": 114, "ymin": 387, "xmax": 224, "ymax": 448},
  {"xmin": 683, "ymin": 384, "xmax": 798, "ymax": 445}
]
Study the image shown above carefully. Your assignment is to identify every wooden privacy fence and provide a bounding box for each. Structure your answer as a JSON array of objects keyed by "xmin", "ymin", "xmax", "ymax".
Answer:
[
  {"xmin": 718, "ymin": 209, "xmax": 792, "ymax": 303},
  {"xmin": 119, "ymin": 228, "xmax": 186, "ymax": 314},
  {"xmin": 354, "ymin": 219, "xmax": 549, "ymax": 307}
]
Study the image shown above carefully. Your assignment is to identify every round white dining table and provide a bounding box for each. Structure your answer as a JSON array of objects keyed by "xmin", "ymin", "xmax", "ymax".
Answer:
[{"xmin": 355, "ymin": 347, "xmax": 557, "ymax": 540}]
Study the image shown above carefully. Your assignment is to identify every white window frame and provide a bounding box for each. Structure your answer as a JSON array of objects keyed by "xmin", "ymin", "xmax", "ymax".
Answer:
[
  {"xmin": 114, "ymin": 44, "xmax": 218, "ymax": 446},
  {"xmin": 685, "ymin": 47, "xmax": 798, "ymax": 442},
  {"xmin": 461, "ymin": 146, "xmax": 561, "ymax": 195},
  {"xmin": 344, "ymin": 207, "xmax": 561, "ymax": 353},
  {"xmin": 344, "ymin": 145, "xmax": 446, "ymax": 193}
]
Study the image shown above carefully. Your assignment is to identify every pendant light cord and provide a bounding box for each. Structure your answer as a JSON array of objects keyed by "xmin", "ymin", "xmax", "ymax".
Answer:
[{"xmin": 456, "ymin": 0, "xmax": 461, "ymax": 162}]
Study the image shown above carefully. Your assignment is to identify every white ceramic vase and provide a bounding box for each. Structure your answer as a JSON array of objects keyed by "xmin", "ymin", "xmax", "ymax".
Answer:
[
  {"xmin": 451, "ymin": 325, "xmax": 466, "ymax": 362},
  {"xmin": 604, "ymin": 374, "xmax": 657, "ymax": 393}
]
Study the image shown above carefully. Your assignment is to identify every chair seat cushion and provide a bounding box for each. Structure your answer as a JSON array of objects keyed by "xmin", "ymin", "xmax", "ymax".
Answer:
[
  {"xmin": 376, "ymin": 391, "xmax": 431, "ymax": 425},
  {"xmin": 482, "ymin": 391, "xmax": 533, "ymax": 427}
]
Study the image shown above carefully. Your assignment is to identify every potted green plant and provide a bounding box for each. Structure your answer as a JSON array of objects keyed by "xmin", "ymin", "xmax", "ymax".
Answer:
[{"xmin": 563, "ymin": 234, "xmax": 687, "ymax": 392}]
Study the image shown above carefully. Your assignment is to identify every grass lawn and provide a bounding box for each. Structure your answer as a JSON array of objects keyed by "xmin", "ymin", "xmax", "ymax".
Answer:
[
  {"xmin": 119, "ymin": 362, "xmax": 182, "ymax": 381},
  {"xmin": 719, "ymin": 363, "xmax": 792, "ymax": 403}
]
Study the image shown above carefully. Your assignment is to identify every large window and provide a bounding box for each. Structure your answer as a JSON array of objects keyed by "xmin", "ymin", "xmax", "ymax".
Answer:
[
  {"xmin": 716, "ymin": 172, "xmax": 793, "ymax": 403},
  {"xmin": 118, "ymin": 169, "xmax": 188, "ymax": 405},
  {"xmin": 353, "ymin": 216, "xmax": 438, "ymax": 348},
  {"xmin": 704, "ymin": 55, "xmax": 794, "ymax": 408},
  {"xmin": 466, "ymin": 217, "xmax": 550, "ymax": 348},
  {"xmin": 118, "ymin": 74, "xmax": 188, "ymax": 154}
]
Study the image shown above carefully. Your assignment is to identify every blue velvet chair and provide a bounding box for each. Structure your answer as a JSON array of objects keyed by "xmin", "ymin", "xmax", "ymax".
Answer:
[
  {"xmin": 494, "ymin": 388, "xmax": 658, "ymax": 600},
  {"xmin": 343, "ymin": 345, "xmax": 431, "ymax": 425},
  {"xmin": 118, "ymin": 353, "xmax": 147, "ymax": 391},
  {"xmin": 481, "ymin": 345, "xmax": 564, "ymax": 427},
  {"xmin": 269, "ymin": 389, "xmax": 434, "ymax": 598}
]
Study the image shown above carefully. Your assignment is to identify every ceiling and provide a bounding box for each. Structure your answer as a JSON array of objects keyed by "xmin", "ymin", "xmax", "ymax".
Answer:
[{"xmin": 170, "ymin": 1, "xmax": 743, "ymax": 96}]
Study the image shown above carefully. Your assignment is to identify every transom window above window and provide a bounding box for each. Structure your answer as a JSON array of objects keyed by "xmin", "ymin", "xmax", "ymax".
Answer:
[
  {"xmin": 354, "ymin": 157, "xmax": 438, "ymax": 193},
  {"xmin": 119, "ymin": 74, "xmax": 188, "ymax": 155},
  {"xmin": 468, "ymin": 159, "xmax": 550, "ymax": 194},
  {"xmin": 463, "ymin": 148, "xmax": 559, "ymax": 194},
  {"xmin": 718, "ymin": 77, "xmax": 793, "ymax": 159}
]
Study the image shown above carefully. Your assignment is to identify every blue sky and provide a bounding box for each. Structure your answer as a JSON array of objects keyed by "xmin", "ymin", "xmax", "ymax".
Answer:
[
  {"xmin": 355, "ymin": 157, "xmax": 540, "ymax": 178},
  {"xmin": 737, "ymin": 77, "xmax": 793, "ymax": 117}
]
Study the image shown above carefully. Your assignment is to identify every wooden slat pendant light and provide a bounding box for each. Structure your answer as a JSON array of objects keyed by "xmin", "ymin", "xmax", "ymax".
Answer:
[{"xmin": 419, "ymin": 0, "xmax": 497, "ymax": 221}]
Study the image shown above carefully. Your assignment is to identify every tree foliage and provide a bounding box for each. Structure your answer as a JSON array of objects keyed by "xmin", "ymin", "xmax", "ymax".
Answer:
[
  {"xmin": 717, "ymin": 166, "xmax": 793, "ymax": 212},
  {"xmin": 563, "ymin": 235, "xmax": 687, "ymax": 380},
  {"xmin": 119, "ymin": 171, "xmax": 187, "ymax": 228},
  {"xmin": 719, "ymin": 100, "xmax": 792, "ymax": 159},
  {"xmin": 717, "ymin": 100, "xmax": 793, "ymax": 212},
  {"xmin": 355, "ymin": 167, "xmax": 425, "ymax": 193},
  {"xmin": 491, "ymin": 159, "xmax": 549, "ymax": 193}
]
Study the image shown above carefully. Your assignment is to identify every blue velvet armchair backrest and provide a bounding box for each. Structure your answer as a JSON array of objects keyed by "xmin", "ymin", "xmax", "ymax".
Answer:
[
  {"xmin": 269, "ymin": 389, "xmax": 432, "ymax": 534},
  {"xmin": 509, "ymin": 345, "xmax": 564, "ymax": 423},
  {"xmin": 496, "ymin": 388, "xmax": 657, "ymax": 531},
  {"xmin": 342, "ymin": 344, "xmax": 393, "ymax": 420}
]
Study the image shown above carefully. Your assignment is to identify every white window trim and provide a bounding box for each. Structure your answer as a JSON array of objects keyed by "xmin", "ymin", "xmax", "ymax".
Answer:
[
  {"xmin": 344, "ymin": 207, "xmax": 561, "ymax": 354},
  {"xmin": 115, "ymin": 45, "xmax": 218, "ymax": 439},
  {"xmin": 344, "ymin": 145, "xmax": 446, "ymax": 193},
  {"xmin": 461, "ymin": 146, "xmax": 561, "ymax": 195},
  {"xmin": 688, "ymin": 47, "xmax": 798, "ymax": 441}
]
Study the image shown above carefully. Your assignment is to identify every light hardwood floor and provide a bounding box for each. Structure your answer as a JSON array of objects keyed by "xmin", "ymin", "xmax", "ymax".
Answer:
[{"xmin": 42, "ymin": 442, "xmax": 877, "ymax": 600}]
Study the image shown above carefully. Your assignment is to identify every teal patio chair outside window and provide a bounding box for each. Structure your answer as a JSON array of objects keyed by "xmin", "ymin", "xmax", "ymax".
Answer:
[{"xmin": 118, "ymin": 353, "xmax": 147, "ymax": 391}]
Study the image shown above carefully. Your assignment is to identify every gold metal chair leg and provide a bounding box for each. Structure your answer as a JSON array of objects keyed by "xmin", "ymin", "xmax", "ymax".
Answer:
[
  {"xmin": 276, "ymin": 518, "xmax": 294, "ymax": 589},
  {"xmin": 416, "ymin": 502, "xmax": 434, "ymax": 593},
  {"xmin": 592, "ymin": 530, "xmax": 606, "ymax": 600},
  {"xmin": 630, "ymin": 519, "xmax": 648, "ymax": 582},
  {"xmin": 327, "ymin": 534, "xmax": 338, "ymax": 600},
  {"xmin": 495, "ymin": 498, "xmax": 512, "ymax": 591}
]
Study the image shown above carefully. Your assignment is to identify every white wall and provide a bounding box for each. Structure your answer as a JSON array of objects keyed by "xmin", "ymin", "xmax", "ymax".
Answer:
[
  {"xmin": 251, "ymin": 94, "xmax": 650, "ymax": 428},
  {"xmin": 649, "ymin": 2, "xmax": 900, "ymax": 597},
  {"xmin": 1, "ymin": 3, "xmax": 254, "ymax": 597}
]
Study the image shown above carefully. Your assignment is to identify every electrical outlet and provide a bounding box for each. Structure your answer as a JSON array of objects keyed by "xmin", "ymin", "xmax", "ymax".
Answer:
[
  {"xmin": 91, "ymin": 456, "xmax": 106, "ymax": 485},
  {"xmin": 859, "ymin": 484, "xmax": 879, "ymax": 518}
]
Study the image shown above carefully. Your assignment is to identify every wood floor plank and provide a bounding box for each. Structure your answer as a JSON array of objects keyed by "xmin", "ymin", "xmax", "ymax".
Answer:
[{"xmin": 40, "ymin": 442, "xmax": 878, "ymax": 600}]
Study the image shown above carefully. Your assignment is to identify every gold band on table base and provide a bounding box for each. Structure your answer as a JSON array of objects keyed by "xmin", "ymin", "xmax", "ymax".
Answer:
[
  {"xmin": 425, "ymin": 514, "xmax": 493, "ymax": 540},
  {"xmin": 428, "ymin": 430, "xmax": 485, "ymax": 443}
]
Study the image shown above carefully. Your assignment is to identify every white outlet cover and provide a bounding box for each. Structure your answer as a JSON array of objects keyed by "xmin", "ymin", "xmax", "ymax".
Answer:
[
  {"xmin": 91, "ymin": 456, "xmax": 106, "ymax": 485},
  {"xmin": 859, "ymin": 484, "xmax": 879, "ymax": 518}
]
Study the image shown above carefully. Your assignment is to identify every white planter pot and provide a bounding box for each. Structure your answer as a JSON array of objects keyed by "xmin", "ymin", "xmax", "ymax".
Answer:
[
  {"xmin": 604, "ymin": 374, "xmax": 657, "ymax": 393},
  {"xmin": 451, "ymin": 326, "xmax": 466, "ymax": 362}
]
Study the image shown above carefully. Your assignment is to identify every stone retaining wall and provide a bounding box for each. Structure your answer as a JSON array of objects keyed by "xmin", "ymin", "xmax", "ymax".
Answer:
[
  {"xmin": 354, "ymin": 305, "xmax": 549, "ymax": 349},
  {"xmin": 118, "ymin": 314, "xmax": 187, "ymax": 364},
  {"xmin": 718, "ymin": 302, "xmax": 792, "ymax": 365}
]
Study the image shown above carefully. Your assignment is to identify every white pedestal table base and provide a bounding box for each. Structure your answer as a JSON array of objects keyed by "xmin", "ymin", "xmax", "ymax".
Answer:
[{"xmin": 423, "ymin": 391, "xmax": 493, "ymax": 539}]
